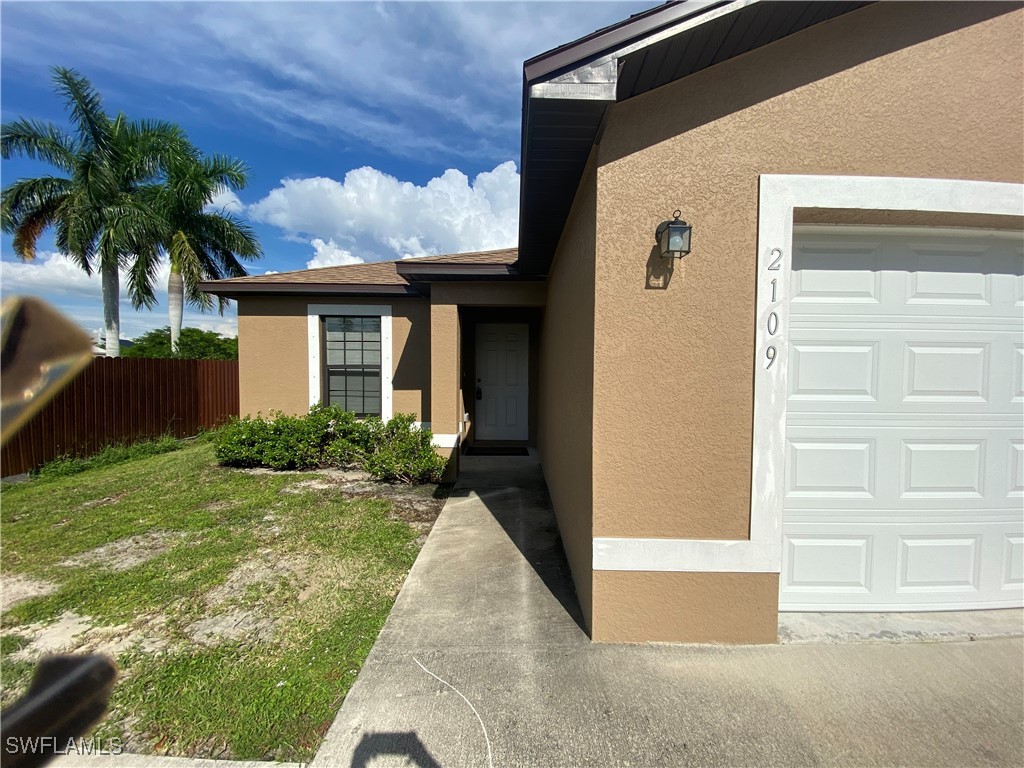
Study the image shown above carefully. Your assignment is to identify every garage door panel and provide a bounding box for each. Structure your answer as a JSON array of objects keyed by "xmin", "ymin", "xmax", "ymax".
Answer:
[
  {"xmin": 900, "ymin": 440, "xmax": 985, "ymax": 499},
  {"xmin": 785, "ymin": 426, "xmax": 1019, "ymax": 514},
  {"xmin": 903, "ymin": 342, "xmax": 989, "ymax": 403},
  {"xmin": 782, "ymin": 227, "xmax": 1024, "ymax": 611},
  {"xmin": 782, "ymin": 521, "xmax": 1022, "ymax": 609},
  {"xmin": 788, "ymin": 330, "xmax": 1019, "ymax": 413}
]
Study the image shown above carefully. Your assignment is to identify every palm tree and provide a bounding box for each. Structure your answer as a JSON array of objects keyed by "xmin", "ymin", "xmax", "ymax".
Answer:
[
  {"xmin": 1, "ymin": 67, "xmax": 187, "ymax": 356},
  {"xmin": 136, "ymin": 154, "xmax": 262, "ymax": 354}
]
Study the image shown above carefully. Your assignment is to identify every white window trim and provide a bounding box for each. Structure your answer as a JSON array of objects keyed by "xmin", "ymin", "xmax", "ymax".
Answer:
[
  {"xmin": 307, "ymin": 304, "xmax": 393, "ymax": 420},
  {"xmin": 593, "ymin": 175, "xmax": 1024, "ymax": 573}
]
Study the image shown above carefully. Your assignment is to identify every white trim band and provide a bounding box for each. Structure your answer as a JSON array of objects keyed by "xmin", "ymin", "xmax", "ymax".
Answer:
[
  {"xmin": 431, "ymin": 433, "xmax": 461, "ymax": 448},
  {"xmin": 593, "ymin": 538, "xmax": 780, "ymax": 573},
  {"xmin": 307, "ymin": 304, "xmax": 393, "ymax": 420}
]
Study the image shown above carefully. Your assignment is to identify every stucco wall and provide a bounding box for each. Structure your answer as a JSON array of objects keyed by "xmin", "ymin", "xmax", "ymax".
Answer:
[
  {"xmin": 236, "ymin": 296, "xmax": 431, "ymax": 419},
  {"xmin": 538, "ymin": 157, "xmax": 598, "ymax": 630},
  {"xmin": 583, "ymin": 2, "xmax": 1023, "ymax": 641},
  {"xmin": 591, "ymin": 1, "xmax": 1024, "ymax": 541}
]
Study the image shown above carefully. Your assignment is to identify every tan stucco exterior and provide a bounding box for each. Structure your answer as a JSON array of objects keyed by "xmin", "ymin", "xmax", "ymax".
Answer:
[
  {"xmin": 237, "ymin": 296, "xmax": 431, "ymax": 419},
  {"xmin": 538, "ymin": 157, "xmax": 598, "ymax": 630},
  {"xmin": 593, "ymin": 571, "xmax": 779, "ymax": 644},
  {"xmin": 571, "ymin": 1, "xmax": 1024, "ymax": 642}
]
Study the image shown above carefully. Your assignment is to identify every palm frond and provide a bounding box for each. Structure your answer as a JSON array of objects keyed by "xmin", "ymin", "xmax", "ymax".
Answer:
[
  {"xmin": 10, "ymin": 196, "xmax": 66, "ymax": 261},
  {"xmin": 0, "ymin": 118, "xmax": 78, "ymax": 169},
  {"xmin": 1, "ymin": 176, "xmax": 72, "ymax": 231},
  {"xmin": 51, "ymin": 66, "xmax": 111, "ymax": 154},
  {"xmin": 127, "ymin": 244, "xmax": 163, "ymax": 309}
]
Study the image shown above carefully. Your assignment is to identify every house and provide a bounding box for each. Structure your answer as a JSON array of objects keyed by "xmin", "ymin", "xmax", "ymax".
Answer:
[{"xmin": 201, "ymin": 1, "xmax": 1024, "ymax": 644}]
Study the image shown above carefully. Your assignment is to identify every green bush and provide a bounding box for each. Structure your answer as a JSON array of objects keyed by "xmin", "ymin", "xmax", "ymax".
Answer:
[
  {"xmin": 213, "ymin": 405, "xmax": 445, "ymax": 483},
  {"xmin": 362, "ymin": 414, "xmax": 448, "ymax": 484}
]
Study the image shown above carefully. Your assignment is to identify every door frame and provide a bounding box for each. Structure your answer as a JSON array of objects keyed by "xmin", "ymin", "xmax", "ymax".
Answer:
[{"xmin": 591, "ymin": 175, "xmax": 1024, "ymax": 582}]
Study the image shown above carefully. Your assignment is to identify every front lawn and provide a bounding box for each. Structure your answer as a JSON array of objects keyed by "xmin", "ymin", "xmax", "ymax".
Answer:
[{"xmin": 0, "ymin": 441, "xmax": 444, "ymax": 762}]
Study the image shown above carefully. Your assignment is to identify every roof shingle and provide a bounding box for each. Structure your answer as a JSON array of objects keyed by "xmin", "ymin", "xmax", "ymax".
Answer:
[{"xmin": 207, "ymin": 247, "xmax": 519, "ymax": 287}]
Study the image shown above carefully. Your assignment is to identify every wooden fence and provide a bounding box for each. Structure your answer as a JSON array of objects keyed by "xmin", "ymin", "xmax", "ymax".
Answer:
[{"xmin": 1, "ymin": 357, "xmax": 239, "ymax": 476}]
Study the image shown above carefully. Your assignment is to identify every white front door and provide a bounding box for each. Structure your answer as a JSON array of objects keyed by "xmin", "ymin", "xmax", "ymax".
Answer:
[
  {"xmin": 475, "ymin": 323, "xmax": 529, "ymax": 441},
  {"xmin": 780, "ymin": 227, "xmax": 1024, "ymax": 611}
]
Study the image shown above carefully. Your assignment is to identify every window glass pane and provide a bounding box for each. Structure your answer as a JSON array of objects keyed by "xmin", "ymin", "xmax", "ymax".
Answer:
[
  {"xmin": 326, "ymin": 342, "xmax": 344, "ymax": 365},
  {"xmin": 322, "ymin": 315, "xmax": 383, "ymax": 415}
]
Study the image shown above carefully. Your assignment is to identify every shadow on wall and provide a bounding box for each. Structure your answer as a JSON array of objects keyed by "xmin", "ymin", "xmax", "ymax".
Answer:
[
  {"xmin": 351, "ymin": 731, "xmax": 442, "ymax": 767},
  {"xmin": 646, "ymin": 244, "xmax": 676, "ymax": 289},
  {"xmin": 393, "ymin": 310, "xmax": 431, "ymax": 420}
]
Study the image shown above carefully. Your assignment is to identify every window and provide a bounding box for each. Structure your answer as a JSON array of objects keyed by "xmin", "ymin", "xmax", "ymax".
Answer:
[{"xmin": 322, "ymin": 316, "xmax": 382, "ymax": 417}]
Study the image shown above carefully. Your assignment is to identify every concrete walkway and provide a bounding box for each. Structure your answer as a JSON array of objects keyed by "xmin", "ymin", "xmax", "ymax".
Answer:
[{"xmin": 312, "ymin": 454, "xmax": 1024, "ymax": 768}]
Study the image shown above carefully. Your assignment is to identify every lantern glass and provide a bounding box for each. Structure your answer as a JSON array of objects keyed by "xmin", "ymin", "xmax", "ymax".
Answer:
[{"xmin": 668, "ymin": 221, "xmax": 691, "ymax": 254}]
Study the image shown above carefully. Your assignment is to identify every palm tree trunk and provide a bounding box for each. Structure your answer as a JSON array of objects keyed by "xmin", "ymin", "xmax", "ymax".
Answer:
[
  {"xmin": 168, "ymin": 257, "xmax": 184, "ymax": 355},
  {"xmin": 101, "ymin": 260, "xmax": 120, "ymax": 357}
]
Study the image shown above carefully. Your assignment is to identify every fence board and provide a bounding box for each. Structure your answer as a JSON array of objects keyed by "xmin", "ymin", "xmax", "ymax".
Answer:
[{"xmin": 1, "ymin": 358, "xmax": 239, "ymax": 476}]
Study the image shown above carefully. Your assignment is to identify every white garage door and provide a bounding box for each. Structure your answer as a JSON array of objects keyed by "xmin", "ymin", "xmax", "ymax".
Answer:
[{"xmin": 780, "ymin": 227, "xmax": 1024, "ymax": 611}]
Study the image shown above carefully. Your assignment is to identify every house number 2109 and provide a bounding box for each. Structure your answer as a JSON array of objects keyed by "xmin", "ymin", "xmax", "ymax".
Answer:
[{"xmin": 765, "ymin": 247, "xmax": 782, "ymax": 369}]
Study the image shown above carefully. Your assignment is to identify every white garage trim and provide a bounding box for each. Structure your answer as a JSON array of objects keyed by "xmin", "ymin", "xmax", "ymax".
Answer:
[
  {"xmin": 752, "ymin": 176, "xmax": 1023, "ymax": 579},
  {"xmin": 307, "ymin": 303, "xmax": 393, "ymax": 420},
  {"xmin": 593, "ymin": 175, "xmax": 1023, "ymax": 574}
]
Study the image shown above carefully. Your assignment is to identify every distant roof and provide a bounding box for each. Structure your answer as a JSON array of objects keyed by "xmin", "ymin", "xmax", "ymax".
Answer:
[
  {"xmin": 199, "ymin": 248, "xmax": 521, "ymax": 298},
  {"xmin": 517, "ymin": 0, "xmax": 870, "ymax": 274}
]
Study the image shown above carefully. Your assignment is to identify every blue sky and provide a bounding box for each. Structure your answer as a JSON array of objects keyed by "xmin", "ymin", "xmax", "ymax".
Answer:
[{"xmin": 1, "ymin": 0, "xmax": 652, "ymax": 339}]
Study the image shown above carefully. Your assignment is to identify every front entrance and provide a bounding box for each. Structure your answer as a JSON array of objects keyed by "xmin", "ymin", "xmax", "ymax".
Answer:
[{"xmin": 475, "ymin": 323, "xmax": 529, "ymax": 440}]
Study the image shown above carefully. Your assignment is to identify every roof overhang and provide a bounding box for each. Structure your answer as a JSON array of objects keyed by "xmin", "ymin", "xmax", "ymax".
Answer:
[
  {"xmin": 517, "ymin": 0, "xmax": 870, "ymax": 274},
  {"xmin": 394, "ymin": 261, "xmax": 544, "ymax": 282},
  {"xmin": 197, "ymin": 282, "xmax": 422, "ymax": 299}
]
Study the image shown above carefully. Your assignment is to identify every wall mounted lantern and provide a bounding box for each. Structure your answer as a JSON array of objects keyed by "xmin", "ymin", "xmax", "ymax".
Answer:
[{"xmin": 655, "ymin": 210, "xmax": 692, "ymax": 259}]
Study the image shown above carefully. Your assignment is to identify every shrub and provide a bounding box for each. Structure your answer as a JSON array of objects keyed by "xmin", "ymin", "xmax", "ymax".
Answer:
[
  {"xmin": 213, "ymin": 406, "xmax": 446, "ymax": 483},
  {"xmin": 362, "ymin": 414, "xmax": 448, "ymax": 484}
]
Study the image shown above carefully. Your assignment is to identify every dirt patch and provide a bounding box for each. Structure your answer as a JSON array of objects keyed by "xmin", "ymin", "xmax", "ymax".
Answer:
[
  {"xmin": 280, "ymin": 479, "xmax": 337, "ymax": 494},
  {"xmin": 186, "ymin": 609, "xmax": 276, "ymax": 646},
  {"xmin": 60, "ymin": 531, "xmax": 186, "ymax": 571},
  {"xmin": 7, "ymin": 611, "xmax": 169, "ymax": 661},
  {"xmin": 274, "ymin": 471, "xmax": 447, "ymax": 536},
  {"xmin": 77, "ymin": 493, "xmax": 126, "ymax": 511},
  {"xmin": 204, "ymin": 556, "xmax": 311, "ymax": 608},
  {"xmin": 1, "ymin": 574, "xmax": 58, "ymax": 612}
]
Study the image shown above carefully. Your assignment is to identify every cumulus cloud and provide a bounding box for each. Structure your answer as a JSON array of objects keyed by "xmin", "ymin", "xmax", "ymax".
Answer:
[
  {"xmin": 307, "ymin": 239, "xmax": 364, "ymax": 269},
  {"xmin": 206, "ymin": 187, "xmax": 245, "ymax": 214},
  {"xmin": 251, "ymin": 161, "xmax": 519, "ymax": 263},
  {"xmin": 0, "ymin": 251, "xmax": 237, "ymax": 339}
]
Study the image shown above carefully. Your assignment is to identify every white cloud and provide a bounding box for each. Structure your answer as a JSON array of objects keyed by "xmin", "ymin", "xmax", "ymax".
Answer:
[
  {"xmin": 307, "ymin": 239, "xmax": 364, "ymax": 269},
  {"xmin": 0, "ymin": 2, "xmax": 651, "ymax": 161},
  {"xmin": 251, "ymin": 161, "xmax": 520, "ymax": 263},
  {"xmin": 206, "ymin": 187, "xmax": 244, "ymax": 214},
  {"xmin": 0, "ymin": 251, "xmax": 100, "ymax": 298},
  {"xmin": 0, "ymin": 252, "xmax": 238, "ymax": 340}
]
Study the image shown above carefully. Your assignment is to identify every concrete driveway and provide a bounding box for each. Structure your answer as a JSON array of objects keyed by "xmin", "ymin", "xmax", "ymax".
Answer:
[{"xmin": 312, "ymin": 454, "xmax": 1024, "ymax": 768}]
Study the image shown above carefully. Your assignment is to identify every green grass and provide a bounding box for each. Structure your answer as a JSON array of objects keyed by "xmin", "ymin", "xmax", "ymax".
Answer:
[
  {"xmin": 1, "ymin": 442, "xmax": 423, "ymax": 761},
  {"xmin": 30, "ymin": 434, "xmax": 184, "ymax": 480}
]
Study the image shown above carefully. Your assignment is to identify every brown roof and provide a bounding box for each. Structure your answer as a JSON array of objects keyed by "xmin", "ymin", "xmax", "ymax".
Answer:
[{"xmin": 200, "ymin": 247, "xmax": 519, "ymax": 295}]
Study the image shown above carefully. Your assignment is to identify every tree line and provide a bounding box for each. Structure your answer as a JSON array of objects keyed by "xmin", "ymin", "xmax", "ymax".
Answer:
[{"xmin": 1, "ymin": 67, "xmax": 262, "ymax": 356}]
